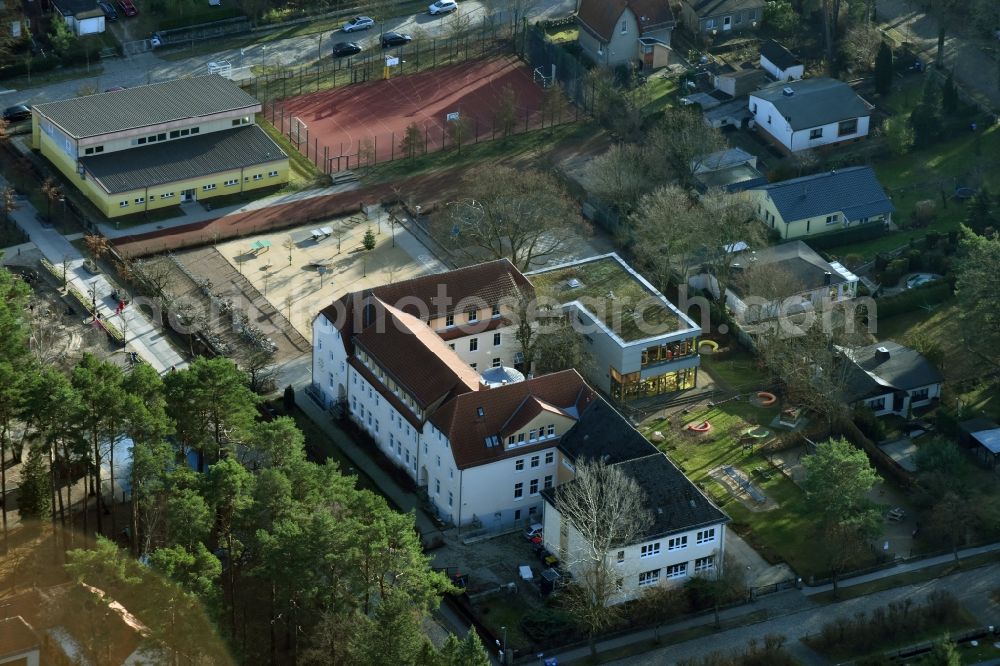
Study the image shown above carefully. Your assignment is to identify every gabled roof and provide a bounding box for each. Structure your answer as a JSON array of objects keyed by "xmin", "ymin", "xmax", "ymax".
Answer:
[
  {"xmin": 558, "ymin": 396, "xmax": 658, "ymax": 465},
  {"xmin": 429, "ymin": 370, "xmax": 595, "ymax": 469},
  {"xmin": 52, "ymin": 0, "xmax": 103, "ymax": 17},
  {"xmin": 750, "ymin": 77, "xmax": 872, "ymax": 130},
  {"xmin": 751, "ymin": 166, "xmax": 894, "ymax": 223},
  {"xmin": 33, "ymin": 75, "xmax": 260, "ymax": 138},
  {"xmin": 354, "ymin": 298, "xmax": 482, "ymax": 410},
  {"xmin": 839, "ymin": 340, "xmax": 944, "ymax": 401},
  {"xmin": 760, "ymin": 40, "xmax": 801, "ymax": 70},
  {"xmin": 0, "ymin": 616, "xmax": 39, "ymax": 659},
  {"xmin": 728, "ymin": 240, "xmax": 856, "ymax": 300},
  {"xmin": 81, "ymin": 125, "xmax": 286, "ymax": 194},
  {"xmin": 577, "ymin": 0, "xmax": 675, "ymax": 42},
  {"xmin": 686, "ymin": 0, "xmax": 765, "ymax": 19}
]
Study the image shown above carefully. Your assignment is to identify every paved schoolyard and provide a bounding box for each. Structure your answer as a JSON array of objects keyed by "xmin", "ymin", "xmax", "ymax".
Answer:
[{"xmin": 211, "ymin": 209, "xmax": 446, "ymax": 340}]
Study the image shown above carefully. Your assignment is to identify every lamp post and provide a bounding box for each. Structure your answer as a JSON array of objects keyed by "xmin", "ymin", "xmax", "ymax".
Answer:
[
  {"xmin": 89, "ymin": 280, "xmax": 98, "ymax": 318},
  {"xmin": 260, "ymin": 45, "xmax": 267, "ymax": 70},
  {"xmin": 496, "ymin": 626, "xmax": 507, "ymax": 664}
]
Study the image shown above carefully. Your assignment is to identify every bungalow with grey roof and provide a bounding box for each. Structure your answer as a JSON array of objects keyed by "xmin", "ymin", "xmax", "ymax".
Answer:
[{"xmin": 838, "ymin": 341, "xmax": 943, "ymax": 417}]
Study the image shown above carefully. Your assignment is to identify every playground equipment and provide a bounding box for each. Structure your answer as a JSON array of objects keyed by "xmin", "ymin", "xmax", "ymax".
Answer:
[
  {"xmin": 698, "ymin": 340, "xmax": 719, "ymax": 353},
  {"xmin": 756, "ymin": 391, "xmax": 777, "ymax": 406},
  {"xmin": 745, "ymin": 427, "xmax": 770, "ymax": 438},
  {"xmin": 687, "ymin": 421, "xmax": 712, "ymax": 433}
]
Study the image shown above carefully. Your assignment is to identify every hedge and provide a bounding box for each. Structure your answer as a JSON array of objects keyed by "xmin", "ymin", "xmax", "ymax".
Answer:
[
  {"xmin": 875, "ymin": 281, "xmax": 952, "ymax": 319},
  {"xmin": 795, "ymin": 222, "xmax": 887, "ymax": 250}
]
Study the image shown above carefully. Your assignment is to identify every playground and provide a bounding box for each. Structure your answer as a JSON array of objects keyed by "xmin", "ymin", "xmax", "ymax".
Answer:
[{"xmin": 275, "ymin": 56, "xmax": 551, "ymax": 171}]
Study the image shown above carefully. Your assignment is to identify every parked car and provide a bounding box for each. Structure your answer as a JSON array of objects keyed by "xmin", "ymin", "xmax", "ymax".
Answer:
[
  {"xmin": 428, "ymin": 0, "xmax": 457, "ymax": 14},
  {"xmin": 2, "ymin": 104, "xmax": 32, "ymax": 122},
  {"xmin": 523, "ymin": 523, "xmax": 543, "ymax": 542},
  {"xmin": 97, "ymin": 0, "xmax": 118, "ymax": 20},
  {"xmin": 381, "ymin": 31, "xmax": 412, "ymax": 48},
  {"xmin": 341, "ymin": 16, "xmax": 374, "ymax": 32},
  {"xmin": 117, "ymin": 0, "xmax": 138, "ymax": 16},
  {"xmin": 332, "ymin": 42, "xmax": 362, "ymax": 58},
  {"xmin": 104, "ymin": 86, "xmax": 126, "ymax": 92}
]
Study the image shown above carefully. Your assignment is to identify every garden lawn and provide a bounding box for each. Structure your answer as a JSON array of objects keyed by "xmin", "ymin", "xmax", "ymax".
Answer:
[
  {"xmin": 640, "ymin": 401, "xmax": 862, "ymax": 577},
  {"xmin": 640, "ymin": 76, "xmax": 678, "ymax": 116},
  {"xmin": 700, "ymin": 349, "xmax": 764, "ymax": 391}
]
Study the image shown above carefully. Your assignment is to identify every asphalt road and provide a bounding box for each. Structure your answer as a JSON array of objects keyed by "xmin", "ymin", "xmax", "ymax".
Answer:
[{"xmin": 0, "ymin": 0, "xmax": 574, "ymax": 107}]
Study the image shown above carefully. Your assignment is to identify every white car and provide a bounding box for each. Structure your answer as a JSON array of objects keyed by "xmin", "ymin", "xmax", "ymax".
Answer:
[
  {"xmin": 342, "ymin": 16, "xmax": 374, "ymax": 32},
  {"xmin": 428, "ymin": 0, "xmax": 457, "ymax": 15}
]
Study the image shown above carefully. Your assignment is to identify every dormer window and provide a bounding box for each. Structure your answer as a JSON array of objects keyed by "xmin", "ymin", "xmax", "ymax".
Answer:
[
  {"xmin": 485, "ymin": 435, "xmax": 499, "ymax": 447},
  {"xmin": 445, "ymin": 314, "xmax": 454, "ymax": 327},
  {"xmin": 468, "ymin": 308, "xmax": 478, "ymax": 323},
  {"xmin": 492, "ymin": 304, "xmax": 501, "ymax": 317}
]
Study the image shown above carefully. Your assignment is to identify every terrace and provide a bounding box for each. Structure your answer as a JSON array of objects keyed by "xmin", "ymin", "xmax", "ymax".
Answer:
[{"xmin": 528, "ymin": 254, "xmax": 696, "ymax": 343}]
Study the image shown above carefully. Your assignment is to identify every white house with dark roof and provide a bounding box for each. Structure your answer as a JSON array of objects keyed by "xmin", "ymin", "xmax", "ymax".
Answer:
[
  {"xmin": 31, "ymin": 75, "xmax": 288, "ymax": 219},
  {"xmin": 838, "ymin": 341, "xmax": 943, "ymax": 417},
  {"xmin": 760, "ymin": 40, "xmax": 803, "ymax": 82},
  {"xmin": 542, "ymin": 398, "xmax": 729, "ymax": 603},
  {"xmin": 749, "ymin": 166, "xmax": 894, "ymax": 239},
  {"xmin": 749, "ymin": 78, "xmax": 873, "ymax": 153},
  {"xmin": 576, "ymin": 0, "xmax": 676, "ymax": 68}
]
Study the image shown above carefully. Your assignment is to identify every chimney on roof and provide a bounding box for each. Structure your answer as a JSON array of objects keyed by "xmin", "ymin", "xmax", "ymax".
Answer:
[
  {"xmin": 874, "ymin": 346, "xmax": 891, "ymax": 364},
  {"xmin": 782, "ymin": 86, "xmax": 794, "ymax": 96},
  {"xmin": 824, "ymin": 271, "xmax": 832, "ymax": 285}
]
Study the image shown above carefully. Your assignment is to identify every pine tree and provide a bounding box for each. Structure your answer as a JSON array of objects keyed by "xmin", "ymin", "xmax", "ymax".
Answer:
[
  {"xmin": 941, "ymin": 70, "xmax": 959, "ymax": 114},
  {"xmin": 874, "ymin": 41, "xmax": 893, "ymax": 95},
  {"xmin": 362, "ymin": 227, "xmax": 376, "ymax": 277},
  {"xmin": 18, "ymin": 446, "xmax": 52, "ymax": 522}
]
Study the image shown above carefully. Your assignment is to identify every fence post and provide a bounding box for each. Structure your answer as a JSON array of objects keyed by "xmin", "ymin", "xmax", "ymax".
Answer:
[
  {"xmin": 475, "ymin": 117, "xmax": 479, "ymax": 143},
  {"xmin": 324, "ymin": 146, "xmax": 329, "ymax": 174},
  {"xmin": 391, "ymin": 131, "xmax": 395, "ymax": 161},
  {"xmin": 373, "ymin": 134, "xmax": 377, "ymax": 165},
  {"xmin": 314, "ymin": 137, "xmax": 319, "ymax": 167},
  {"xmin": 305, "ymin": 128, "xmax": 310, "ymax": 154},
  {"xmin": 524, "ymin": 107, "xmax": 529, "ymax": 132},
  {"xmin": 424, "ymin": 126, "xmax": 428, "ymax": 154}
]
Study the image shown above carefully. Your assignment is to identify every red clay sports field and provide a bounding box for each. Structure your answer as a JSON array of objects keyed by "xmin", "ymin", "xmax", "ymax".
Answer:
[{"xmin": 275, "ymin": 57, "xmax": 548, "ymax": 172}]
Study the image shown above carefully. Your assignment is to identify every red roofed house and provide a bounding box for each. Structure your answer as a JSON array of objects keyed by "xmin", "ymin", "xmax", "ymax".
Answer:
[{"xmin": 576, "ymin": 0, "xmax": 676, "ymax": 69}]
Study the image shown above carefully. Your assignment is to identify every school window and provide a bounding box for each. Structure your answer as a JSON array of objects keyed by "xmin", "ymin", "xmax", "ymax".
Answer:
[
  {"xmin": 85, "ymin": 146, "xmax": 103, "ymax": 155},
  {"xmin": 202, "ymin": 184, "xmax": 217, "ymax": 191},
  {"xmin": 224, "ymin": 178, "xmax": 239, "ymax": 187},
  {"xmin": 515, "ymin": 458, "xmax": 524, "ymax": 471},
  {"xmin": 545, "ymin": 451, "xmax": 554, "ymax": 465},
  {"xmin": 638, "ymin": 569, "xmax": 660, "ymax": 587},
  {"xmin": 444, "ymin": 313, "xmax": 455, "ymax": 327},
  {"xmin": 695, "ymin": 556, "xmax": 715, "ymax": 573},
  {"xmin": 374, "ymin": 420, "xmax": 379, "ymax": 433},
  {"xmin": 517, "ymin": 433, "xmax": 525, "ymax": 444},
  {"xmin": 544, "ymin": 475, "xmax": 553, "ymax": 489},
  {"xmin": 640, "ymin": 542, "xmax": 661, "ymax": 558},
  {"xmin": 253, "ymin": 174, "xmax": 263, "ymax": 181},
  {"xmin": 467, "ymin": 308, "xmax": 478, "ymax": 322},
  {"xmin": 161, "ymin": 192, "xmax": 175, "ymax": 199},
  {"xmin": 433, "ymin": 479, "xmax": 439, "ymax": 495},
  {"xmin": 136, "ymin": 137, "xmax": 147, "ymax": 145},
  {"xmin": 616, "ymin": 550, "xmax": 625, "ymax": 563},
  {"xmin": 620, "ymin": 18, "xmax": 628, "ymax": 33},
  {"xmin": 493, "ymin": 332, "xmax": 501, "ymax": 346},
  {"xmin": 696, "ymin": 528, "xmax": 716, "ymax": 545},
  {"xmin": 134, "ymin": 197, "xmax": 145, "ymax": 205},
  {"xmin": 448, "ymin": 491, "xmax": 453, "ymax": 507},
  {"xmin": 665, "ymin": 562, "xmax": 688, "ymax": 579},
  {"xmin": 508, "ymin": 435, "xmax": 516, "ymax": 445},
  {"xmin": 170, "ymin": 130, "xmax": 180, "ymax": 138},
  {"xmin": 268, "ymin": 170, "xmax": 278, "ymax": 177},
  {"xmin": 546, "ymin": 424, "xmax": 555, "ymax": 437},
  {"xmin": 390, "ymin": 433, "xmax": 395, "ymax": 450},
  {"xmin": 528, "ymin": 506, "xmax": 537, "ymax": 516},
  {"xmin": 119, "ymin": 200, "xmax": 129, "ymax": 208},
  {"xmin": 530, "ymin": 455, "xmax": 540, "ymax": 468},
  {"xmin": 826, "ymin": 214, "xmax": 840, "ymax": 225},
  {"xmin": 492, "ymin": 304, "xmax": 500, "ymax": 317},
  {"xmin": 529, "ymin": 479, "xmax": 538, "ymax": 495},
  {"xmin": 492, "ymin": 358, "xmax": 502, "ymax": 368},
  {"xmin": 809, "ymin": 127, "xmax": 823, "ymax": 139},
  {"xmin": 668, "ymin": 536, "xmax": 688, "ymax": 550},
  {"xmin": 180, "ymin": 128, "xmax": 190, "ymax": 136},
  {"xmin": 436, "ymin": 455, "xmax": 441, "ymax": 468},
  {"xmin": 469, "ymin": 338, "xmax": 478, "ymax": 352},
  {"xmin": 529, "ymin": 429, "xmax": 537, "ymax": 441},
  {"xmin": 190, "ymin": 127, "xmax": 200, "ymax": 135},
  {"xmin": 514, "ymin": 482, "xmax": 523, "ymax": 499}
]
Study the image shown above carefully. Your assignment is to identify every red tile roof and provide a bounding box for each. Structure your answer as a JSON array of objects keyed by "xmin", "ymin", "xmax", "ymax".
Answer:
[
  {"xmin": 577, "ymin": 0, "xmax": 675, "ymax": 41},
  {"xmin": 354, "ymin": 299, "xmax": 482, "ymax": 410},
  {"xmin": 0, "ymin": 616, "xmax": 39, "ymax": 659},
  {"xmin": 430, "ymin": 369, "xmax": 595, "ymax": 469}
]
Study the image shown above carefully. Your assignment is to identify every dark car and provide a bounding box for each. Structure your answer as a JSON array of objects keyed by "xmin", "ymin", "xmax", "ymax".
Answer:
[
  {"xmin": 381, "ymin": 31, "xmax": 412, "ymax": 48},
  {"xmin": 2, "ymin": 104, "xmax": 31, "ymax": 122},
  {"xmin": 98, "ymin": 0, "xmax": 118, "ymax": 20},
  {"xmin": 332, "ymin": 42, "xmax": 362, "ymax": 58}
]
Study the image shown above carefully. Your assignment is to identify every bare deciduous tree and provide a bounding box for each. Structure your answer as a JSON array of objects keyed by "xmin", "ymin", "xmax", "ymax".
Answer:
[
  {"xmin": 554, "ymin": 459, "xmax": 652, "ymax": 658},
  {"xmin": 647, "ymin": 107, "xmax": 727, "ymax": 187},
  {"xmin": 133, "ymin": 258, "xmax": 175, "ymax": 296},
  {"xmin": 629, "ymin": 185, "xmax": 707, "ymax": 291},
  {"xmin": 841, "ymin": 22, "xmax": 882, "ymax": 72},
  {"xmin": 585, "ymin": 143, "xmax": 653, "ymax": 215},
  {"xmin": 441, "ymin": 165, "xmax": 582, "ymax": 271}
]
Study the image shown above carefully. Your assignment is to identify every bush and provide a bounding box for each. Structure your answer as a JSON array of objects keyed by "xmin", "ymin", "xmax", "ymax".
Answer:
[
  {"xmin": 853, "ymin": 406, "xmax": 885, "ymax": 442},
  {"xmin": 520, "ymin": 608, "xmax": 576, "ymax": 644},
  {"xmin": 911, "ymin": 199, "xmax": 937, "ymax": 227},
  {"xmin": 881, "ymin": 257, "xmax": 910, "ymax": 285},
  {"xmin": 875, "ymin": 281, "xmax": 952, "ymax": 318},
  {"xmin": 802, "ymin": 222, "xmax": 886, "ymax": 250}
]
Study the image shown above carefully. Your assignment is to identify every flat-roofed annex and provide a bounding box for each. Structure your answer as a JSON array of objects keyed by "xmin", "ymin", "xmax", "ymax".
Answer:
[
  {"xmin": 527, "ymin": 253, "xmax": 699, "ymax": 343},
  {"xmin": 32, "ymin": 75, "xmax": 261, "ymax": 139}
]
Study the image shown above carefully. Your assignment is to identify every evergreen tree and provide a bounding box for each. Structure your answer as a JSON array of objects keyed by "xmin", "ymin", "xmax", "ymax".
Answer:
[
  {"xmin": 362, "ymin": 227, "xmax": 377, "ymax": 277},
  {"xmin": 874, "ymin": 41, "xmax": 893, "ymax": 95},
  {"xmin": 18, "ymin": 446, "xmax": 52, "ymax": 521},
  {"xmin": 926, "ymin": 635, "xmax": 961, "ymax": 666},
  {"xmin": 909, "ymin": 78, "xmax": 942, "ymax": 146},
  {"xmin": 965, "ymin": 187, "xmax": 997, "ymax": 235},
  {"xmin": 941, "ymin": 70, "xmax": 959, "ymax": 113},
  {"xmin": 440, "ymin": 630, "xmax": 491, "ymax": 666}
]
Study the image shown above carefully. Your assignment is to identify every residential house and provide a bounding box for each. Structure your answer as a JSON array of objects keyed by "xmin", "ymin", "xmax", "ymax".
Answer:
[
  {"xmin": 839, "ymin": 341, "xmax": 943, "ymax": 417},
  {"xmin": 0, "ymin": 616, "xmax": 40, "ymax": 666},
  {"xmin": 51, "ymin": 0, "xmax": 105, "ymax": 35},
  {"xmin": 31, "ymin": 75, "xmax": 289, "ymax": 219},
  {"xmin": 576, "ymin": 0, "xmax": 676, "ymax": 68},
  {"xmin": 749, "ymin": 78, "xmax": 873, "ymax": 153},
  {"xmin": 959, "ymin": 418, "xmax": 1000, "ymax": 469},
  {"xmin": 692, "ymin": 148, "xmax": 767, "ymax": 192},
  {"xmin": 693, "ymin": 240, "xmax": 859, "ymax": 323},
  {"xmin": 680, "ymin": 0, "xmax": 764, "ymax": 36},
  {"xmin": 749, "ymin": 166, "xmax": 894, "ymax": 240},
  {"xmin": 760, "ymin": 40, "xmax": 803, "ymax": 82},
  {"xmin": 527, "ymin": 253, "xmax": 702, "ymax": 402},
  {"xmin": 542, "ymin": 397, "xmax": 729, "ymax": 603}
]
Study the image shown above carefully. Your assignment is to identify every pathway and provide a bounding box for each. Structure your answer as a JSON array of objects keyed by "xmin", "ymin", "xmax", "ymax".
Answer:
[{"xmin": 3, "ymin": 175, "xmax": 188, "ymax": 375}]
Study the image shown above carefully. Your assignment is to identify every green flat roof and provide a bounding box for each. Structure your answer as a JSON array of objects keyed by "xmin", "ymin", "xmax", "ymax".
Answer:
[{"xmin": 528, "ymin": 254, "xmax": 697, "ymax": 343}]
